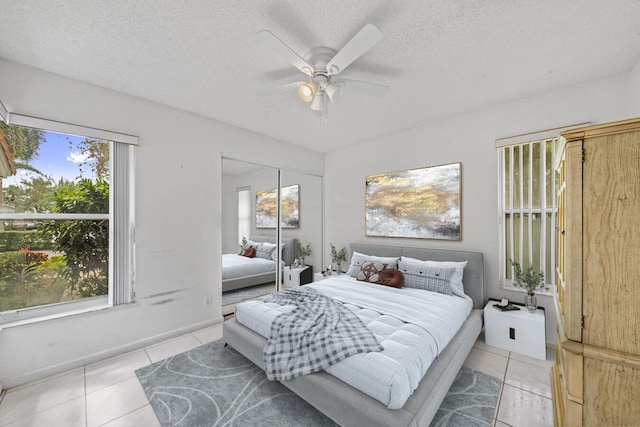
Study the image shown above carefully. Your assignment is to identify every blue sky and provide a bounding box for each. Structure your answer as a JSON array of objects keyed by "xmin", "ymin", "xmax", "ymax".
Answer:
[{"xmin": 4, "ymin": 130, "xmax": 99, "ymax": 186}]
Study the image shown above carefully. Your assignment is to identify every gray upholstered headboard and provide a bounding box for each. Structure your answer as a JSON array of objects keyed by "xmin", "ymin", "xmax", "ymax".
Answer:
[
  {"xmin": 249, "ymin": 235, "xmax": 297, "ymax": 266},
  {"xmin": 349, "ymin": 243, "xmax": 486, "ymax": 309}
]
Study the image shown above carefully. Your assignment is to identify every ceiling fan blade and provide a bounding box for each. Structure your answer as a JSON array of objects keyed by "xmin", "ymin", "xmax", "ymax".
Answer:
[
  {"xmin": 262, "ymin": 67, "xmax": 302, "ymax": 81},
  {"xmin": 256, "ymin": 81, "xmax": 302, "ymax": 97},
  {"xmin": 257, "ymin": 30, "xmax": 314, "ymax": 76},
  {"xmin": 326, "ymin": 24, "xmax": 383, "ymax": 75},
  {"xmin": 340, "ymin": 78, "xmax": 389, "ymax": 97}
]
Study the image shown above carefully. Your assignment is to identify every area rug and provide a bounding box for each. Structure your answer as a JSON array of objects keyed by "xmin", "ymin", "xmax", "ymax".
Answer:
[
  {"xmin": 221, "ymin": 285, "xmax": 272, "ymax": 307},
  {"xmin": 136, "ymin": 341, "xmax": 501, "ymax": 427},
  {"xmin": 430, "ymin": 366, "xmax": 501, "ymax": 427}
]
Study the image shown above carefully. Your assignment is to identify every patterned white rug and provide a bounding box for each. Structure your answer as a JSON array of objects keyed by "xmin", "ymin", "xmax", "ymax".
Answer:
[{"xmin": 136, "ymin": 340, "xmax": 501, "ymax": 427}]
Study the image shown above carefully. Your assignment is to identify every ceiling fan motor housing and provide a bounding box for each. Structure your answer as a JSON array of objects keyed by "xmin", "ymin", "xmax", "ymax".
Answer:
[{"xmin": 304, "ymin": 46, "xmax": 337, "ymax": 74}]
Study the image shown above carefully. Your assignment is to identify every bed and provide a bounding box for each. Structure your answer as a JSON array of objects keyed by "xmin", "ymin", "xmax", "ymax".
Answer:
[
  {"xmin": 224, "ymin": 243, "xmax": 485, "ymax": 427},
  {"xmin": 222, "ymin": 236, "xmax": 297, "ymax": 293}
]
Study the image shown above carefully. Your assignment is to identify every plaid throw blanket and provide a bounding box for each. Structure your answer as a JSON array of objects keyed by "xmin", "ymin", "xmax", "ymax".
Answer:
[{"xmin": 261, "ymin": 287, "xmax": 383, "ymax": 381}]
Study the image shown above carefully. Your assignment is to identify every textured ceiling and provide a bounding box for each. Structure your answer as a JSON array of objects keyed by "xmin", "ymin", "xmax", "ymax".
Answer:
[{"xmin": 1, "ymin": 1, "xmax": 640, "ymax": 153}]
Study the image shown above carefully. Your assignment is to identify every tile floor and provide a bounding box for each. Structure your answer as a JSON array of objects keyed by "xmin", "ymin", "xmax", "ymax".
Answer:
[{"xmin": 0, "ymin": 325, "xmax": 554, "ymax": 427}]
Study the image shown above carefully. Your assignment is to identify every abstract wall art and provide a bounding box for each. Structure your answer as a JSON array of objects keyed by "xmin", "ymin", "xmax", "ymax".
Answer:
[{"xmin": 365, "ymin": 163, "xmax": 461, "ymax": 240}]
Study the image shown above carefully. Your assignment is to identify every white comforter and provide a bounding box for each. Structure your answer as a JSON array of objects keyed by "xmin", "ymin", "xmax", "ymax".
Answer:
[
  {"xmin": 222, "ymin": 253, "xmax": 277, "ymax": 280},
  {"xmin": 235, "ymin": 275, "xmax": 472, "ymax": 409}
]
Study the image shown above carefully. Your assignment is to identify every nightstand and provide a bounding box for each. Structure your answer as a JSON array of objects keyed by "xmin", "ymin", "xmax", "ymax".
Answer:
[
  {"xmin": 283, "ymin": 265, "xmax": 313, "ymax": 288},
  {"xmin": 483, "ymin": 299, "xmax": 546, "ymax": 360}
]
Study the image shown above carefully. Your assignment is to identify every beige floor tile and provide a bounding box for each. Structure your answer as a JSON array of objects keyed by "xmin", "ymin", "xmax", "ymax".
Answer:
[
  {"xmin": 509, "ymin": 345, "xmax": 556, "ymax": 369},
  {"xmin": 464, "ymin": 347, "xmax": 509, "ymax": 380},
  {"xmin": 2, "ymin": 396, "xmax": 85, "ymax": 427},
  {"xmin": 101, "ymin": 405, "xmax": 161, "ymax": 427},
  {"xmin": 192, "ymin": 324, "xmax": 223, "ymax": 345},
  {"xmin": 0, "ymin": 318, "xmax": 559, "ymax": 427},
  {"xmin": 0, "ymin": 368, "xmax": 85, "ymax": 426},
  {"xmin": 85, "ymin": 349, "xmax": 151, "ymax": 394},
  {"xmin": 86, "ymin": 377, "xmax": 149, "ymax": 427},
  {"xmin": 505, "ymin": 358, "xmax": 552, "ymax": 398},
  {"xmin": 144, "ymin": 333, "xmax": 202, "ymax": 363},
  {"xmin": 497, "ymin": 384, "xmax": 553, "ymax": 427},
  {"xmin": 474, "ymin": 331, "xmax": 510, "ymax": 357}
]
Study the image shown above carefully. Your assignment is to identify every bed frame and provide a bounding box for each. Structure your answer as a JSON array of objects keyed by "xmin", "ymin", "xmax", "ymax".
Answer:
[
  {"xmin": 224, "ymin": 243, "xmax": 485, "ymax": 427},
  {"xmin": 222, "ymin": 236, "xmax": 297, "ymax": 293}
]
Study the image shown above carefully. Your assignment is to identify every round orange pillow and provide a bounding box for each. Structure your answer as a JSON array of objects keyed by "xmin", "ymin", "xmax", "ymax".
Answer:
[{"xmin": 377, "ymin": 268, "xmax": 404, "ymax": 288}]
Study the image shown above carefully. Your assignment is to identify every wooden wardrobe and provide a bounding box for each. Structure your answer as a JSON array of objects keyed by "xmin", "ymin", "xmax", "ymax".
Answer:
[{"xmin": 551, "ymin": 118, "xmax": 640, "ymax": 426}]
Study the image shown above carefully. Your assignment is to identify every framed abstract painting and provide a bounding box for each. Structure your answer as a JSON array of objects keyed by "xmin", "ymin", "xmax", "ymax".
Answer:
[
  {"xmin": 365, "ymin": 163, "xmax": 461, "ymax": 240},
  {"xmin": 255, "ymin": 184, "xmax": 299, "ymax": 229}
]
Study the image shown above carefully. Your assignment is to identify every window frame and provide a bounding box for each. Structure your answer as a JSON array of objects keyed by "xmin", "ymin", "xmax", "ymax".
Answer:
[
  {"xmin": 497, "ymin": 138, "xmax": 557, "ymax": 295},
  {"xmin": 237, "ymin": 186, "xmax": 250, "ymax": 245},
  {"xmin": 0, "ymin": 111, "xmax": 136, "ymax": 326}
]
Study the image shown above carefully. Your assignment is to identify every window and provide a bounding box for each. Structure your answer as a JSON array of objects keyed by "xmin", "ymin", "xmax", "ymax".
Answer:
[
  {"xmin": 237, "ymin": 187, "xmax": 250, "ymax": 245},
  {"xmin": 0, "ymin": 114, "xmax": 135, "ymax": 324},
  {"xmin": 498, "ymin": 138, "xmax": 557, "ymax": 292}
]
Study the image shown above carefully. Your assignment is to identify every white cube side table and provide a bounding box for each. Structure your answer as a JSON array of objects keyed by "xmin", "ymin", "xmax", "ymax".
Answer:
[
  {"xmin": 483, "ymin": 299, "xmax": 546, "ymax": 360},
  {"xmin": 283, "ymin": 265, "xmax": 313, "ymax": 288}
]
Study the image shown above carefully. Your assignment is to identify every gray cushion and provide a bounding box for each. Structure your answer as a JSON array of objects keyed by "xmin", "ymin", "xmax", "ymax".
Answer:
[
  {"xmin": 398, "ymin": 260, "xmax": 456, "ymax": 295},
  {"xmin": 255, "ymin": 242, "xmax": 276, "ymax": 260}
]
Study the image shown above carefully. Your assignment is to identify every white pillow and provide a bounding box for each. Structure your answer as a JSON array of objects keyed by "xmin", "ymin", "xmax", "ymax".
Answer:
[
  {"xmin": 400, "ymin": 256, "xmax": 468, "ymax": 297},
  {"xmin": 348, "ymin": 251, "xmax": 400, "ymax": 277},
  {"xmin": 244, "ymin": 240, "xmax": 261, "ymax": 250},
  {"xmin": 255, "ymin": 242, "xmax": 277, "ymax": 260}
]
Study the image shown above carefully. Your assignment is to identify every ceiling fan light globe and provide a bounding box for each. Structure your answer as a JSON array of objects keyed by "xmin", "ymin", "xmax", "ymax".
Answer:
[
  {"xmin": 297, "ymin": 81, "xmax": 317, "ymax": 103},
  {"xmin": 325, "ymin": 83, "xmax": 342, "ymax": 102},
  {"xmin": 310, "ymin": 92, "xmax": 325, "ymax": 111}
]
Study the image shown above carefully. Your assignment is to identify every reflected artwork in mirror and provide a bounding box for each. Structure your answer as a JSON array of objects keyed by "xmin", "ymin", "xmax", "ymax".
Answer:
[{"xmin": 256, "ymin": 184, "xmax": 299, "ymax": 229}]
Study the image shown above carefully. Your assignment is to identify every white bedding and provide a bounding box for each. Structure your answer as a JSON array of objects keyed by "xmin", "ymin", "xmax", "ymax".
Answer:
[
  {"xmin": 234, "ymin": 275, "xmax": 473, "ymax": 409},
  {"xmin": 221, "ymin": 253, "xmax": 277, "ymax": 280}
]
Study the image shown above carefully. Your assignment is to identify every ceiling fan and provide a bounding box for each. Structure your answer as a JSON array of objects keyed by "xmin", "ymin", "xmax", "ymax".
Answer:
[{"xmin": 257, "ymin": 24, "xmax": 389, "ymax": 123}]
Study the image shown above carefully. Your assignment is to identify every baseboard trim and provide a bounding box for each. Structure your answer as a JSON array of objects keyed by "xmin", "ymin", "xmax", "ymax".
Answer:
[{"xmin": 1, "ymin": 316, "xmax": 223, "ymax": 390}]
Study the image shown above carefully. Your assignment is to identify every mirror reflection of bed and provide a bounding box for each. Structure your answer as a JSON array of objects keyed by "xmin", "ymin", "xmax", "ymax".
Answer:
[{"xmin": 221, "ymin": 236, "xmax": 297, "ymax": 315}]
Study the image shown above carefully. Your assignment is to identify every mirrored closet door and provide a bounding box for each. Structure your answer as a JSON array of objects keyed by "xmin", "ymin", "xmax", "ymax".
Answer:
[{"xmin": 221, "ymin": 157, "xmax": 323, "ymax": 314}]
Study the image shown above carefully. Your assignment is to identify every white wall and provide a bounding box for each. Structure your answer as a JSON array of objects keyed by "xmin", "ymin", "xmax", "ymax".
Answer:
[
  {"xmin": 631, "ymin": 59, "xmax": 640, "ymax": 116},
  {"xmin": 0, "ymin": 59, "xmax": 323, "ymax": 388},
  {"xmin": 324, "ymin": 71, "xmax": 635, "ymax": 344},
  {"xmin": 280, "ymin": 169, "xmax": 323, "ymax": 270}
]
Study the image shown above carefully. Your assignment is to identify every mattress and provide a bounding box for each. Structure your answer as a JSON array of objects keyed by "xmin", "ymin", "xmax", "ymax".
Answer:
[
  {"xmin": 221, "ymin": 253, "xmax": 277, "ymax": 280},
  {"xmin": 234, "ymin": 275, "xmax": 473, "ymax": 409}
]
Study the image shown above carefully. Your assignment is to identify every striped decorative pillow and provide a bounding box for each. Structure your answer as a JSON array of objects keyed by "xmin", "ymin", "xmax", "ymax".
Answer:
[{"xmin": 398, "ymin": 260, "xmax": 456, "ymax": 295}]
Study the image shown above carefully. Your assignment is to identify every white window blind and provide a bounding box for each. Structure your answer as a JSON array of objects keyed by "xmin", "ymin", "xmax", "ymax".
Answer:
[
  {"xmin": 110, "ymin": 141, "xmax": 135, "ymax": 305},
  {"xmin": 237, "ymin": 187, "xmax": 250, "ymax": 245}
]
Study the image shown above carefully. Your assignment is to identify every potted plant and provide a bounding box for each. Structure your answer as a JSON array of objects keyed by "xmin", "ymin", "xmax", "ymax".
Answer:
[
  {"xmin": 511, "ymin": 260, "xmax": 547, "ymax": 313},
  {"xmin": 238, "ymin": 236, "xmax": 248, "ymax": 254},
  {"xmin": 296, "ymin": 242, "xmax": 312, "ymax": 266},
  {"xmin": 330, "ymin": 244, "xmax": 347, "ymax": 274}
]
